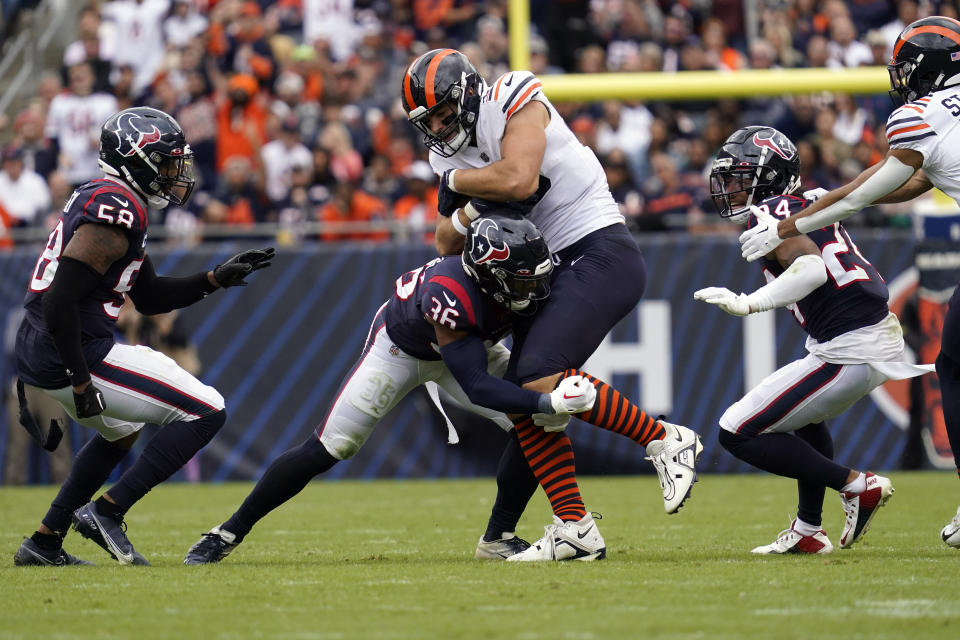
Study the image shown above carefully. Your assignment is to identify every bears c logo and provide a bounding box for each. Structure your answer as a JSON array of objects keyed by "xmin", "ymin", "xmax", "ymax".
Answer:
[
  {"xmin": 469, "ymin": 218, "xmax": 510, "ymax": 265},
  {"xmin": 113, "ymin": 112, "xmax": 162, "ymax": 158}
]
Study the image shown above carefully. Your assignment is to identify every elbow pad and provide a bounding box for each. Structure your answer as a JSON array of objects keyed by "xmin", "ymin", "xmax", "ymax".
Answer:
[
  {"xmin": 796, "ymin": 157, "xmax": 915, "ymax": 234},
  {"xmin": 745, "ymin": 254, "xmax": 828, "ymax": 312}
]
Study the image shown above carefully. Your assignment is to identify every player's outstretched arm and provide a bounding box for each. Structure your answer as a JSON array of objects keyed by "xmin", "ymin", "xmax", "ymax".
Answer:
[{"xmin": 44, "ymin": 223, "xmax": 129, "ymax": 417}]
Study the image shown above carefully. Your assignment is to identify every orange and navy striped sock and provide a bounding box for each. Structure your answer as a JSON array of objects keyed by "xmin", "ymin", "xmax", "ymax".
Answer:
[
  {"xmin": 564, "ymin": 369, "xmax": 667, "ymax": 447},
  {"xmin": 513, "ymin": 416, "xmax": 586, "ymax": 522}
]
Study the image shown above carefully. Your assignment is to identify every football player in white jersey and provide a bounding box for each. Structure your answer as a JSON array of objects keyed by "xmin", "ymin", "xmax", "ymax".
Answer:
[
  {"xmin": 738, "ymin": 16, "xmax": 960, "ymax": 548},
  {"xmin": 401, "ymin": 48, "xmax": 703, "ymax": 561}
]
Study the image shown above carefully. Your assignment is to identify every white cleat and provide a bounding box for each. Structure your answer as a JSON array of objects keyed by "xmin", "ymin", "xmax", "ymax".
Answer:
[
  {"xmin": 750, "ymin": 520, "xmax": 834, "ymax": 555},
  {"xmin": 506, "ymin": 513, "xmax": 606, "ymax": 562},
  {"xmin": 645, "ymin": 421, "xmax": 703, "ymax": 514},
  {"xmin": 941, "ymin": 506, "xmax": 960, "ymax": 548},
  {"xmin": 474, "ymin": 532, "xmax": 531, "ymax": 560},
  {"xmin": 839, "ymin": 472, "xmax": 894, "ymax": 548}
]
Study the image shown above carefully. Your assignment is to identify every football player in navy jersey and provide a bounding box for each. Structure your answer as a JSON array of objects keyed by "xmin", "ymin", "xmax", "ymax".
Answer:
[
  {"xmin": 738, "ymin": 16, "xmax": 960, "ymax": 548},
  {"xmin": 401, "ymin": 48, "xmax": 703, "ymax": 562},
  {"xmin": 697, "ymin": 126, "xmax": 933, "ymax": 554},
  {"xmin": 13, "ymin": 107, "xmax": 273, "ymax": 566}
]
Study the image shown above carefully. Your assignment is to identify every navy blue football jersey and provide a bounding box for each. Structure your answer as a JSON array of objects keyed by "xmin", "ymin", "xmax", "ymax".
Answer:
[
  {"xmin": 384, "ymin": 256, "xmax": 514, "ymax": 360},
  {"xmin": 750, "ymin": 194, "xmax": 889, "ymax": 342},
  {"xmin": 18, "ymin": 178, "xmax": 148, "ymax": 388}
]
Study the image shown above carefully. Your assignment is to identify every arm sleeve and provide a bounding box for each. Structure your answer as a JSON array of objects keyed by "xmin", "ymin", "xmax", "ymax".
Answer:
[
  {"xmin": 794, "ymin": 156, "xmax": 917, "ymax": 234},
  {"xmin": 41, "ymin": 256, "xmax": 102, "ymax": 386},
  {"xmin": 440, "ymin": 335, "xmax": 552, "ymax": 415},
  {"xmin": 745, "ymin": 254, "xmax": 829, "ymax": 312},
  {"xmin": 128, "ymin": 255, "xmax": 218, "ymax": 315}
]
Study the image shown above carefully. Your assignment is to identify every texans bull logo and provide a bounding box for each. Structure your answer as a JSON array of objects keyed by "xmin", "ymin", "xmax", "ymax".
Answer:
[
  {"xmin": 114, "ymin": 112, "xmax": 162, "ymax": 158},
  {"xmin": 469, "ymin": 218, "xmax": 510, "ymax": 265},
  {"xmin": 752, "ymin": 131, "xmax": 795, "ymax": 160}
]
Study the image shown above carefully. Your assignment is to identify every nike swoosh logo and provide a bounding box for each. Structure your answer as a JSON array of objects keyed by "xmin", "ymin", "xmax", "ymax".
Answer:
[
  {"xmin": 503, "ymin": 74, "xmax": 514, "ymax": 87},
  {"xmin": 563, "ymin": 393, "xmax": 581, "ymax": 400},
  {"xmin": 111, "ymin": 195, "xmax": 129, "ymax": 208},
  {"xmin": 443, "ymin": 292, "xmax": 457, "ymax": 306},
  {"xmin": 577, "ymin": 524, "xmax": 594, "ymax": 539},
  {"xmin": 570, "ymin": 255, "xmax": 584, "ymax": 266},
  {"xmin": 90, "ymin": 511, "xmax": 134, "ymax": 564}
]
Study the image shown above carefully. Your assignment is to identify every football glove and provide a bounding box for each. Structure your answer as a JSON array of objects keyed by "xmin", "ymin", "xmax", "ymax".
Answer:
[
  {"xmin": 739, "ymin": 205, "xmax": 784, "ymax": 262},
  {"xmin": 532, "ymin": 413, "xmax": 572, "ymax": 432},
  {"xmin": 802, "ymin": 187, "xmax": 829, "ymax": 202},
  {"xmin": 548, "ymin": 375, "xmax": 597, "ymax": 415},
  {"xmin": 74, "ymin": 383, "xmax": 106, "ymax": 419},
  {"xmin": 693, "ymin": 287, "xmax": 751, "ymax": 316},
  {"xmin": 213, "ymin": 247, "xmax": 275, "ymax": 287},
  {"xmin": 438, "ymin": 169, "xmax": 471, "ymax": 217}
]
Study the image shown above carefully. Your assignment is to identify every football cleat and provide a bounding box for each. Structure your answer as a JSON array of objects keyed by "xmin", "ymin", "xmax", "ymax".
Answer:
[
  {"xmin": 644, "ymin": 421, "xmax": 703, "ymax": 514},
  {"xmin": 506, "ymin": 513, "xmax": 606, "ymax": 562},
  {"xmin": 750, "ymin": 520, "xmax": 834, "ymax": 555},
  {"xmin": 72, "ymin": 502, "xmax": 150, "ymax": 565},
  {"xmin": 474, "ymin": 532, "xmax": 531, "ymax": 560},
  {"xmin": 184, "ymin": 526, "xmax": 239, "ymax": 565},
  {"xmin": 14, "ymin": 538, "xmax": 93, "ymax": 566},
  {"xmin": 839, "ymin": 472, "xmax": 894, "ymax": 549},
  {"xmin": 941, "ymin": 506, "xmax": 960, "ymax": 548}
]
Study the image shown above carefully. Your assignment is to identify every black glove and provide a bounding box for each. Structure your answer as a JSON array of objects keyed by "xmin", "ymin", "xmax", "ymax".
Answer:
[
  {"xmin": 74, "ymin": 383, "xmax": 106, "ymax": 419},
  {"xmin": 213, "ymin": 247, "xmax": 275, "ymax": 287},
  {"xmin": 437, "ymin": 169, "xmax": 471, "ymax": 217}
]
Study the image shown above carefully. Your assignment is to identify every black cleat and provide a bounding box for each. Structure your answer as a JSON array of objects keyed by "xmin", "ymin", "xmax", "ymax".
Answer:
[
  {"xmin": 184, "ymin": 526, "xmax": 239, "ymax": 565},
  {"xmin": 14, "ymin": 538, "xmax": 93, "ymax": 566},
  {"xmin": 72, "ymin": 502, "xmax": 150, "ymax": 565}
]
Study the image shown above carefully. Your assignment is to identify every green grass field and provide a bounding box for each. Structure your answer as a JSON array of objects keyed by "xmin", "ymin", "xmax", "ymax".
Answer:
[{"xmin": 2, "ymin": 472, "xmax": 960, "ymax": 640}]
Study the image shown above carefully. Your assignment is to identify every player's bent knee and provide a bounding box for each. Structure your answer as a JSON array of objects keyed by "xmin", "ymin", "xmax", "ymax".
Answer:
[
  {"xmin": 521, "ymin": 373, "xmax": 563, "ymax": 394},
  {"xmin": 718, "ymin": 428, "xmax": 751, "ymax": 454},
  {"xmin": 191, "ymin": 408, "xmax": 226, "ymax": 442}
]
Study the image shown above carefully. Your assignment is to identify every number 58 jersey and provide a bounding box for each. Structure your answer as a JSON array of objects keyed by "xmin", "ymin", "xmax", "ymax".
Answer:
[
  {"xmin": 751, "ymin": 194, "xmax": 889, "ymax": 343},
  {"xmin": 886, "ymin": 87, "xmax": 960, "ymax": 205},
  {"xmin": 20, "ymin": 178, "xmax": 148, "ymax": 387}
]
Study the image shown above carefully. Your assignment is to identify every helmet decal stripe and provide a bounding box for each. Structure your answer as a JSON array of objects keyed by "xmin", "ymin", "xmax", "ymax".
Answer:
[
  {"xmin": 424, "ymin": 49, "xmax": 457, "ymax": 108},
  {"xmin": 751, "ymin": 131, "xmax": 793, "ymax": 160},
  {"xmin": 894, "ymin": 25, "xmax": 960, "ymax": 59},
  {"xmin": 402, "ymin": 70, "xmax": 416, "ymax": 111}
]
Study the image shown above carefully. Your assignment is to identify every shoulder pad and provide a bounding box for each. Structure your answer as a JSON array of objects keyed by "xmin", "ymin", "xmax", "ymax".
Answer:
[
  {"xmin": 77, "ymin": 181, "xmax": 147, "ymax": 234},
  {"xmin": 886, "ymin": 102, "xmax": 934, "ymax": 146},
  {"xmin": 484, "ymin": 71, "xmax": 543, "ymax": 122},
  {"xmin": 423, "ymin": 273, "xmax": 478, "ymax": 326}
]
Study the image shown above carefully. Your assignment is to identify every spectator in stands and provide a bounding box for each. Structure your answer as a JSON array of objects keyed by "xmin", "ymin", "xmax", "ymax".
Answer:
[
  {"xmin": 0, "ymin": 146, "xmax": 50, "ymax": 228},
  {"xmin": 602, "ymin": 150, "xmax": 643, "ymax": 228},
  {"xmin": 62, "ymin": 4, "xmax": 112, "ymax": 93},
  {"xmin": 303, "ymin": 0, "xmax": 359, "ymax": 62},
  {"xmin": 595, "ymin": 100, "xmax": 653, "ymax": 186},
  {"xmin": 204, "ymin": 156, "xmax": 265, "ymax": 228},
  {"xmin": 11, "ymin": 107, "xmax": 56, "ymax": 179},
  {"xmin": 163, "ymin": 0, "xmax": 208, "ymax": 50},
  {"xmin": 392, "ymin": 160, "xmax": 438, "ymax": 243},
  {"xmin": 175, "ymin": 70, "xmax": 218, "ymax": 191},
  {"xmin": 261, "ymin": 115, "xmax": 313, "ymax": 208},
  {"xmin": 318, "ymin": 121, "xmax": 363, "ymax": 184},
  {"xmin": 639, "ymin": 152, "xmax": 701, "ymax": 232},
  {"xmin": 879, "ymin": 1, "xmax": 920, "ymax": 60},
  {"xmin": 218, "ymin": 2, "xmax": 277, "ymax": 90},
  {"xmin": 101, "ymin": 0, "xmax": 170, "ymax": 95},
  {"xmin": 805, "ymin": 34, "xmax": 832, "ymax": 68},
  {"xmin": 702, "ymin": 16, "xmax": 745, "ymax": 71},
  {"xmin": 827, "ymin": 15, "xmax": 873, "ymax": 68},
  {"xmin": 216, "ymin": 73, "xmax": 268, "ymax": 173},
  {"xmin": 362, "ymin": 153, "xmax": 402, "ymax": 205},
  {"xmin": 317, "ymin": 181, "xmax": 388, "ymax": 243},
  {"xmin": 44, "ymin": 61, "xmax": 117, "ymax": 190}
]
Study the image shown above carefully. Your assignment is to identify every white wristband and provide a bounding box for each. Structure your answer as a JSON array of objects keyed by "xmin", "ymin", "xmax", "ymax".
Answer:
[
  {"xmin": 447, "ymin": 169, "xmax": 460, "ymax": 193},
  {"xmin": 463, "ymin": 201, "xmax": 480, "ymax": 220},
  {"xmin": 451, "ymin": 210, "xmax": 470, "ymax": 236}
]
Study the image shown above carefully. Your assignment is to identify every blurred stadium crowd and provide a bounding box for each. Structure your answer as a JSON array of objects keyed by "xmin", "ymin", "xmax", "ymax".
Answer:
[{"xmin": 0, "ymin": 0, "xmax": 949, "ymax": 245}]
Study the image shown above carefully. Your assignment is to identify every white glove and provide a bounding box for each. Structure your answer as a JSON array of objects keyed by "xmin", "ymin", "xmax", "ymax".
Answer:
[
  {"xmin": 548, "ymin": 375, "xmax": 596, "ymax": 414},
  {"xmin": 532, "ymin": 413, "xmax": 572, "ymax": 432},
  {"xmin": 739, "ymin": 205, "xmax": 784, "ymax": 262},
  {"xmin": 693, "ymin": 286, "xmax": 751, "ymax": 316},
  {"xmin": 802, "ymin": 187, "xmax": 828, "ymax": 202}
]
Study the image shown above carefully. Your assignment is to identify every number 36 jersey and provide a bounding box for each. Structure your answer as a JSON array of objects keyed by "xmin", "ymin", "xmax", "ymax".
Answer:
[
  {"xmin": 383, "ymin": 256, "xmax": 514, "ymax": 361},
  {"xmin": 19, "ymin": 178, "xmax": 148, "ymax": 387},
  {"xmin": 750, "ymin": 194, "xmax": 889, "ymax": 343},
  {"xmin": 886, "ymin": 88, "xmax": 960, "ymax": 205}
]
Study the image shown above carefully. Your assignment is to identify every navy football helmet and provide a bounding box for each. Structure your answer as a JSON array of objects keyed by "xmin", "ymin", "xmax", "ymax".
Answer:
[
  {"xmin": 401, "ymin": 49, "xmax": 483, "ymax": 157},
  {"xmin": 709, "ymin": 126, "xmax": 801, "ymax": 223},
  {"xmin": 462, "ymin": 209, "xmax": 552, "ymax": 313},
  {"xmin": 888, "ymin": 16, "xmax": 960, "ymax": 104},
  {"xmin": 99, "ymin": 107, "xmax": 195, "ymax": 208}
]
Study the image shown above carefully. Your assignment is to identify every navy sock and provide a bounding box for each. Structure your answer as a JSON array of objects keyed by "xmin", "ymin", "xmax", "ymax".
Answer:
[
  {"xmin": 483, "ymin": 431, "xmax": 538, "ymax": 542},
  {"xmin": 718, "ymin": 429, "xmax": 849, "ymax": 492},
  {"xmin": 40, "ymin": 434, "xmax": 130, "ymax": 535},
  {"xmin": 936, "ymin": 351, "xmax": 960, "ymax": 473},
  {"xmin": 107, "ymin": 410, "xmax": 226, "ymax": 512},
  {"xmin": 793, "ymin": 423, "xmax": 834, "ymax": 527},
  {"xmin": 223, "ymin": 437, "xmax": 338, "ymax": 541}
]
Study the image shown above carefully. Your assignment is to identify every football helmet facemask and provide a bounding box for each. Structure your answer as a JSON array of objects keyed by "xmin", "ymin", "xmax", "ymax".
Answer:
[
  {"xmin": 401, "ymin": 49, "xmax": 483, "ymax": 157},
  {"xmin": 888, "ymin": 16, "xmax": 960, "ymax": 104},
  {"xmin": 462, "ymin": 210, "xmax": 552, "ymax": 313},
  {"xmin": 709, "ymin": 126, "xmax": 801, "ymax": 223},
  {"xmin": 99, "ymin": 106, "xmax": 196, "ymax": 208}
]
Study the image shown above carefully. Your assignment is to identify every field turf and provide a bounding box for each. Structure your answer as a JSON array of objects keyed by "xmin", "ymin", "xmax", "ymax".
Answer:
[{"xmin": 2, "ymin": 472, "xmax": 960, "ymax": 640}]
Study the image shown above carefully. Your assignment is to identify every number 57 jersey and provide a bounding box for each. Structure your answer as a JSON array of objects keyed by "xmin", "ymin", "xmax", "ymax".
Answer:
[
  {"xmin": 750, "ymin": 194, "xmax": 890, "ymax": 344},
  {"xmin": 19, "ymin": 178, "xmax": 148, "ymax": 388}
]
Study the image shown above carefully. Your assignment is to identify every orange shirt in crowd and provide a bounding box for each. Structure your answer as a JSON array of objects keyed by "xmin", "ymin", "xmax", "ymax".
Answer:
[
  {"xmin": 318, "ymin": 189, "xmax": 389, "ymax": 243},
  {"xmin": 0, "ymin": 203, "xmax": 14, "ymax": 249},
  {"xmin": 216, "ymin": 98, "xmax": 268, "ymax": 171},
  {"xmin": 393, "ymin": 188, "xmax": 438, "ymax": 244}
]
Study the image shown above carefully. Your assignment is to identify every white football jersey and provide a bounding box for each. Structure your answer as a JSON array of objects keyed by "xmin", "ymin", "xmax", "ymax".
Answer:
[
  {"xmin": 430, "ymin": 70, "xmax": 624, "ymax": 252},
  {"xmin": 886, "ymin": 87, "xmax": 960, "ymax": 204},
  {"xmin": 45, "ymin": 92, "xmax": 118, "ymax": 185}
]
